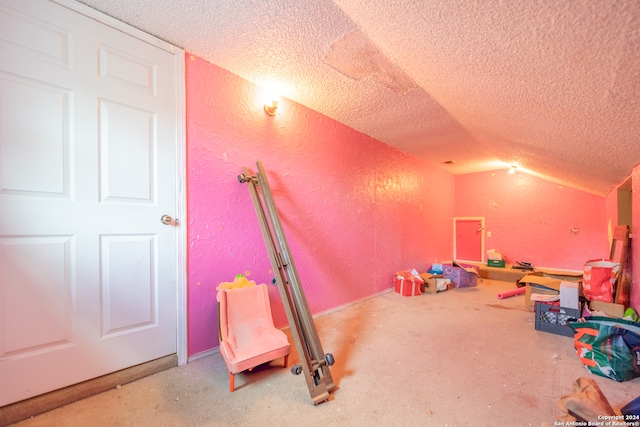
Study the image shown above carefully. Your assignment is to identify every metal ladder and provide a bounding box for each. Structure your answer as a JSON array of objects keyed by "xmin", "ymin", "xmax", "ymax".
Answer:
[{"xmin": 238, "ymin": 161, "xmax": 336, "ymax": 405}]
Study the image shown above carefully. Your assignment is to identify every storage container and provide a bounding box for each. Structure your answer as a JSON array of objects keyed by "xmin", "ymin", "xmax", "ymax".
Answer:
[
  {"xmin": 487, "ymin": 259, "xmax": 506, "ymax": 268},
  {"xmin": 534, "ymin": 301, "xmax": 580, "ymax": 337}
]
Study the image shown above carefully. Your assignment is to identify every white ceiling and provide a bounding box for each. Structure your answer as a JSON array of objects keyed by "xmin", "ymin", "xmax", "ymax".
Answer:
[{"xmin": 76, "ymin": 0, "xmax": 640, "ymax": 196}]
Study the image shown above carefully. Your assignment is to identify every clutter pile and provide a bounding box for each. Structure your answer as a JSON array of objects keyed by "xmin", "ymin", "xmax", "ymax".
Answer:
[
  {"xmin": 394, "ymin": 261, "xmax": 480, "ymax": 297},
  {"xmin": 519, "ymin": 226, "xmax": 640, "ymax": 384},
  {"xmin": 512, "ymin": 260, "xmax": 535, "ymax": 271},
  {"xmin": 554, "ymin": 377, "xmax": 640, "ymax": 424}
]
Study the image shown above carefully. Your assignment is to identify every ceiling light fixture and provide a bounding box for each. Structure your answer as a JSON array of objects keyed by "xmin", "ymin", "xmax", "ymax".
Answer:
[
  {"xmin": 263, "ymin": 92, "xmax": 279, "ymax": 116},
  {"xmin": 509, "ymin": 165, "xmax": 517, "ymax": 174},
  {"xmin": 264, "ymin": 99, "xmax": 278, "ymax": 116}
]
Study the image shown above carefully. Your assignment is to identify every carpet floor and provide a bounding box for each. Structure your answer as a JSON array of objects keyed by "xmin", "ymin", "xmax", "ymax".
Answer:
[{"xmin": 8, "ymin": 278, "xmax": 640, "ymax": 427}]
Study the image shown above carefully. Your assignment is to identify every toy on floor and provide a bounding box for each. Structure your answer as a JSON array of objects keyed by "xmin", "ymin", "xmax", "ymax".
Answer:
[
  {"xmin": 624, "ymin": 308, "xmax": 639, "ymax": 322},
  {"xmin": 216, "ymin": 274, "xmax": 257, "ymax": 291}
]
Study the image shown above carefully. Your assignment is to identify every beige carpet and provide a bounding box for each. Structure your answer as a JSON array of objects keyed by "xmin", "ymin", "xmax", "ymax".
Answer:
[{"xmin": 9, "ymin": 278, "xmax": 640, "ymax": 426}]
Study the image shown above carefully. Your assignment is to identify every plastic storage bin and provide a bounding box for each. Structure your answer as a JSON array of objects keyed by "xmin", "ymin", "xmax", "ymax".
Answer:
[{"xmin": 534, "ymin": 301, "xmax": 580, "ymax": 337}]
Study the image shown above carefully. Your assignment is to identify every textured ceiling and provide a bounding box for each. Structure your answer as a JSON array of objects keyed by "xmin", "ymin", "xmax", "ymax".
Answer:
[{"xmin": 75, "ymin": 0, "xmax": 640, "ymax": 196}]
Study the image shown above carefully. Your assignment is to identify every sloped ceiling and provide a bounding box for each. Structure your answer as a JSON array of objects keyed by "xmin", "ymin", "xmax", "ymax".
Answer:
[{"xmin": 75, "ymin": 0, "xmax": 640, "ymax": 196}]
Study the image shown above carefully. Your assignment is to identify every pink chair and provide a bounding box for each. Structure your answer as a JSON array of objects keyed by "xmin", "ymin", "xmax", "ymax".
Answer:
[{"xmin": 217, "ymin": 284, "xmax": 291, "ymax": 392}]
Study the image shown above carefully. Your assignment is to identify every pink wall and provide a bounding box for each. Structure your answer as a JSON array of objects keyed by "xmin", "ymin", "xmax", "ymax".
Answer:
[
  {"xmin": 454, "ymin": 170, "xmax": 608, "ymax": 271},
  {"xmin": 186, "ymin": 54, "xmax": 454, "ymax": 357}
]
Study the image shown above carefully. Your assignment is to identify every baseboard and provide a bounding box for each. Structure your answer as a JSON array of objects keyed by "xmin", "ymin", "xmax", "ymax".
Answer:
[
  {"xmin": 275, "ymin": 287, "xmax": 394, "ymax": 333},
  {"xmin": 200, "ymin": 288, "xmax": 395, "ymax": 361},
  {"xmin": 187, "ymin": 347, "xmax": 219, "ymax": 363},
  {"xmin": 0, "ymin": 354, "xmax": 178, "ymax": 427},
  {"xmin": 313, "ymin": 287, "xmax": 394, "ymax": 319}
]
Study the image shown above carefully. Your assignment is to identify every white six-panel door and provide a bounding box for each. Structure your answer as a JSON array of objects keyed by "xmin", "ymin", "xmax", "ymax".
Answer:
[{"xmin": 0, "ymin": 0, "xmax": 180, "ymax": 405}]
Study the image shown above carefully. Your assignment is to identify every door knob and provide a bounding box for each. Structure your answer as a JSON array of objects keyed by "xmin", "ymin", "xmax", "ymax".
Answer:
[{"xmin": 161, "ymin": 215, "xmax": 177, "ymax": 225}]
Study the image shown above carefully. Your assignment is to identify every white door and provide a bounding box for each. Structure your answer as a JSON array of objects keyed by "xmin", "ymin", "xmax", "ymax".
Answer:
[{"xmin": 0, "ymin": 0, "xmax": 180, "ymax": 405}]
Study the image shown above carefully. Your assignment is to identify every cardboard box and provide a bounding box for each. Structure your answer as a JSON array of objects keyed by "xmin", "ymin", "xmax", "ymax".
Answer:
[
  {"xmin": 419, "ymin": 273, "xmax": 450, "ymax": 294},
  {"xmin": 590, "ymin": 300, "xmax": 625, "ymax": 318},
  {"xmin": 519, "ymin": 273, "xmax": 561, "ymax": 310},
  {"xmin": 518, "ymin": 270, "xmax": 583, "ymax": 311},
  {"xmin": 535, "ymin": 268, "xmax": 582, "ymax": 282}
]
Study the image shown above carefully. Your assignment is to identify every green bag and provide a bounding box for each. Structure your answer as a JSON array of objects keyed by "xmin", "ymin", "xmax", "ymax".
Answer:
[{"xmin": 568, "ymin": 316, "xmax": 640, "ymax": 382}]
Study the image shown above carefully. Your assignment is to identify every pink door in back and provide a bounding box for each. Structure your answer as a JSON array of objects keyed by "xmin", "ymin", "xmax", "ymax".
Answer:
[{"xmin": 454, "ymin": 217, "xmax": 484, "ymax": 262}]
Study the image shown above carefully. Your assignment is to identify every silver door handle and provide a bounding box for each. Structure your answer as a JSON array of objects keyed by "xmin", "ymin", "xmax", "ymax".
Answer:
[{"xmin": 161, "ymin": 215, "xmax": 177, "ymax": 225}]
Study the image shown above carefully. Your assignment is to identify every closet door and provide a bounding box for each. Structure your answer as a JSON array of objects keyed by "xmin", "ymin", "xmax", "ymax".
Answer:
[
  {"xmin": 0, "ymin": 0, "xmax": 180, "ymax": 405},
  {"xmin": 454, "ymin": 217, "xmax": 484, "ymax": 262}
]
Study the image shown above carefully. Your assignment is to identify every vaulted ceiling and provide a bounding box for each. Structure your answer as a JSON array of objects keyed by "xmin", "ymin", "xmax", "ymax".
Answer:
[{"xmin": 76, "ymin": 0, "xmax": 640, "ymax": 196}]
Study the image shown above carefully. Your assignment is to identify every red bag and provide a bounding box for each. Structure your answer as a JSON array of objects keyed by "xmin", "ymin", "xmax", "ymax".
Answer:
[{"xmin": 582, "ymin": 259, "xmax": 620, "ymax": 302}]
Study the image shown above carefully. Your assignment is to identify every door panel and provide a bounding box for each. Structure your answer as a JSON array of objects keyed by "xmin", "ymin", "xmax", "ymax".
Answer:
[
  {"xmin": 0, "ymin": 0, "xmax": 179, "ymax": 406},
  {"xmin": 0, "ymin": 74, "xmax": 70, "ymax": 197},
  {"xmin": 98, "ymin": 44, "xmax": 157, "ymax": 95},
  {"xmin": 100, "ymin": 234, "xmax": 156, "ymax": 336},
  {"xmin": 0, "ymin": 236, "xmax": 74, "ymax": 356},
  {"xmin": 99, "ymin": 99, "xmax": 155, "ymax": 202}
]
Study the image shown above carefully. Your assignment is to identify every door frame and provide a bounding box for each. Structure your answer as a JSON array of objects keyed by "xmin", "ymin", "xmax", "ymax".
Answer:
[
  {"xmin": 53, "ymin": 0, "xmax": 188, "ymax": 365},
  {"xmin": 453, "ymin": 217, "xmax": 485, "ymax": 263}
]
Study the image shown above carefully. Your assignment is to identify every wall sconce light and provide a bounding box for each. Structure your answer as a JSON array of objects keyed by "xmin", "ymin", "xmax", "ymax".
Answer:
[{"xmin": 264, "ymin": 98, "xmax": 278, "ymax": 116}]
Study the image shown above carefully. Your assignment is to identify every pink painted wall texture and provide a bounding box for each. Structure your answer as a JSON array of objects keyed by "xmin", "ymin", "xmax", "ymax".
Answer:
[
  {"xmin": 186, "ymin": 54, "xmax": 454, "ymax": 357},
  {"xmin": 454, "ymin": 170, "xmax": 608, "ymax": 271}
]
